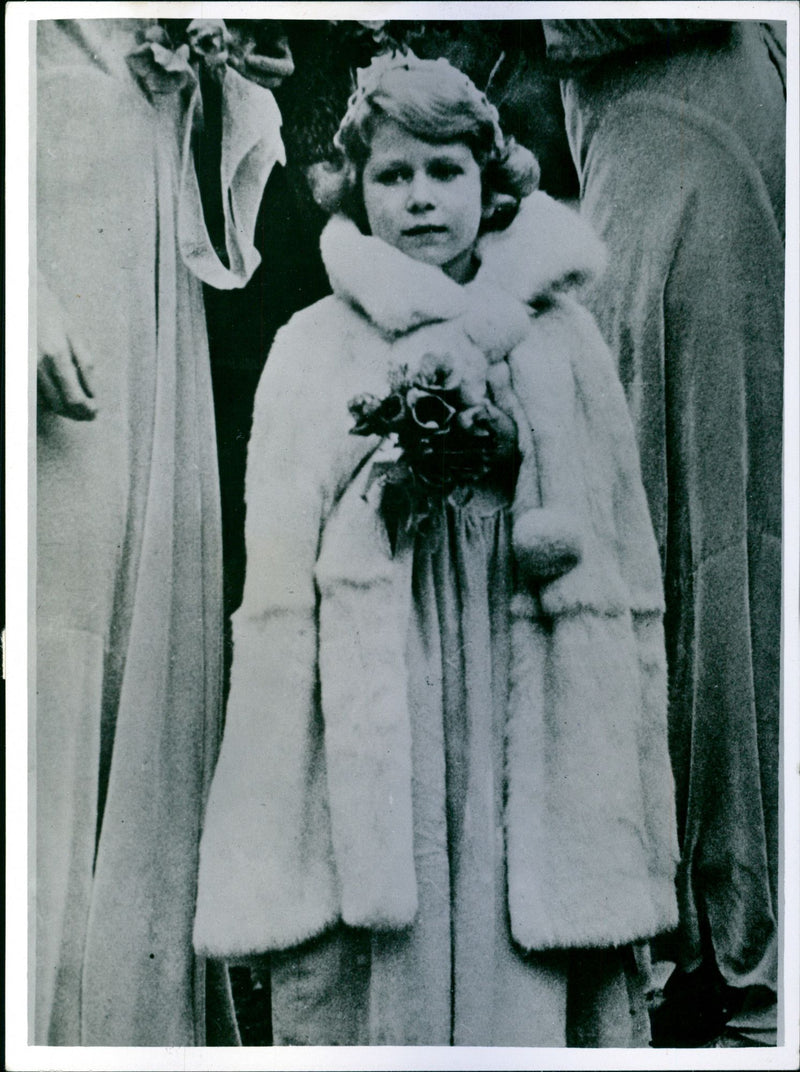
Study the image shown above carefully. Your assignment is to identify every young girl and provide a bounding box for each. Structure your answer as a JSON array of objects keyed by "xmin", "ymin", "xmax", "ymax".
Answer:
[{"xmin": 193, "ymin": 53, "xmax": 679, "ymax": 1047}]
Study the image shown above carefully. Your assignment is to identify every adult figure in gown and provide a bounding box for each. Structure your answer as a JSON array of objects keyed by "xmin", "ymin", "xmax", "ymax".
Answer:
[
  {"xmin": 542, "ymin": 18, "xmax": 785, "ymax": 1047},
  {"xmin": 35, "ymin": 18, "xmax": 284, "ymax": 1045}
]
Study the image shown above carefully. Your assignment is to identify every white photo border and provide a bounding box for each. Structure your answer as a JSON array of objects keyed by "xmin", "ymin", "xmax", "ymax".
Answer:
[{"xmin": 6, "ymin": 3, "xmax": 799, "ymax": 1070}]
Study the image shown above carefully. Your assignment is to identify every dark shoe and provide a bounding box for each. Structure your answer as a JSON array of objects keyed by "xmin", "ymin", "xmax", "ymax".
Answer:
[
  {"xmin": 649, "ymin": 963, "xmax": 733, "ymax": 1048},
  {"xmin": 704, "ymin": 1028, "xmax": 766, "ymax": 1048}
]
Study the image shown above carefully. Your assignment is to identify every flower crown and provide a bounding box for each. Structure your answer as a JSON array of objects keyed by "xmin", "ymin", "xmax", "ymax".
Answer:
[
  {"xmin": 127, "ymin": 19, "xmax": 232, "ymax": 96},
  {"xmin": 333, "ymin": 50, "xmax": 506, "ymax": 158}
]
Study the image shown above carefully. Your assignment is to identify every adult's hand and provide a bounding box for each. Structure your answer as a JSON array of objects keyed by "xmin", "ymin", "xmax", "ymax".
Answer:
[
  {"xmin": 37, "ymin": 274, "xmax": 97, "ymax": 421},
  {"xmin": 227, "ymin": 25, "xmax": 295, "ymax": 90}
]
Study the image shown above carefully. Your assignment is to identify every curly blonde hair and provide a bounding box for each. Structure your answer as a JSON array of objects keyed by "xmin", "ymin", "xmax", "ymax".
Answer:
[{"xmin": 312, "ymin": 52, "xmax": 540, "ymax": 233}]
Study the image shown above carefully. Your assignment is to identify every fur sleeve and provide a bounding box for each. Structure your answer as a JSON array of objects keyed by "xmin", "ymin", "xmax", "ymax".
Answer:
[
  {"xmin": 508, "ymin": 297, "xmax": 664, "ymax": 615},
  {"xmin": 238, "ymin": 315, "xmax": 329, "ymax": 617},
  {"xmin": 194, "ymin": 308, "xmax": 344, "ymax": 958}
]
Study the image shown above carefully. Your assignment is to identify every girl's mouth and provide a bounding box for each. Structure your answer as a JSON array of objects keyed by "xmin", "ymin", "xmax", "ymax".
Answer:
[{"xmin": 403, "ymin": 225, "xmax": 447, "ymax": 236}]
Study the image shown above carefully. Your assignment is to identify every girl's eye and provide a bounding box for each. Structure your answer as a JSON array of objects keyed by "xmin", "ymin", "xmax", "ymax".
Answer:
[
  {"xmin": 374, "ymin": 167, "xmax": 410, "ymax": 186},
  {"xmin": 429, "ymin": 161, "xmax": 464, "ymax": 181}
]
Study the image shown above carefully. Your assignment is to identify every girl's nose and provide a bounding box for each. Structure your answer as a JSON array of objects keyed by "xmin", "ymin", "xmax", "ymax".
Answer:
[{"xmin": 406, "ymin": 172, "xmax": 435, "ymax": 212}]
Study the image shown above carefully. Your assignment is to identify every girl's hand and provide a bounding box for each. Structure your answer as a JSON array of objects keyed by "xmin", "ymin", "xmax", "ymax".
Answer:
[
  {"xmin": 457, "ymin": 399, "xmax": 518, "ymax": 460},
  {"xmin": 37, "ymin": 275, "xmax": 97, "ymax": 421}
]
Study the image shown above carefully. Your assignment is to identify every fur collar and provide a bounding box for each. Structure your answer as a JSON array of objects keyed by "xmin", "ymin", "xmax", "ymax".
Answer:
[{"xmin": 320, "ymin": 191, "xmax": 607, "ymax": 343}]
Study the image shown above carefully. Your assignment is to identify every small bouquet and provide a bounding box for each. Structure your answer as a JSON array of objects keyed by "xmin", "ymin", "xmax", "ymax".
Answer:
[{"xmin": 348, "ymin": 351, "xmax": 518, "ymax": 537}]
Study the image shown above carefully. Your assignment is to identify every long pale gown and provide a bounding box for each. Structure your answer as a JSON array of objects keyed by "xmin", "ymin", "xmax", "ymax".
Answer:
[
  {"xmin": 35, "ymin": 19, "xmax": 282, "ymax": 1045},
  {"xmin": 269, "ymin": 481, "xmax": 650, "ymax": 1047}
]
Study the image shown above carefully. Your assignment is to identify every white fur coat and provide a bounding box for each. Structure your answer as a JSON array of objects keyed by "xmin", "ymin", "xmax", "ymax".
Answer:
[{"xmin": 193, "ymin": 192, "xmax": 679, "ymax": 959}]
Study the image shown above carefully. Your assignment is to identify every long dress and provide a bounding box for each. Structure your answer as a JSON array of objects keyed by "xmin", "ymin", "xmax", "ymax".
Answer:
[
  {"xmin": 35, "ymin": 19, "xmax": 282, "ymax": 1045},
  {"xmin": 542, "ymin": 17, "xmax": 784, "ymax": 1036},
  {"xmin": 269, "ymin": 481, "xmax": 650, "ymax": 1046}
]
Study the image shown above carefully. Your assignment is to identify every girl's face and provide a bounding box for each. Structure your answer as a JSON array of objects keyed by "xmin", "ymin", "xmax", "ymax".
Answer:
[{"xmin": 362, "ymin": 118, "xmax": 483, "ymax": 284}]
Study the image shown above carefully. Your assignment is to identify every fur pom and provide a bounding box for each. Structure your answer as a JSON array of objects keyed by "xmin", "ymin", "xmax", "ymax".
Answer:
[{"xmin": 513, "ymin": 507, "xmax": 582, "ymax": 583}]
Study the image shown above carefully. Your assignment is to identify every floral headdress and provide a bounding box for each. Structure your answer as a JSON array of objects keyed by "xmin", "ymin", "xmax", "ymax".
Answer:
[
  {"xmin": 126, "ymin": 19, "xmax": 293, "ymax": 98},
  {"xmin": 127, "ymin": 20, "xmax": 231, "ymax": 97},
  {"xmin": 333, "ymin": 50, "xmax": 506, "ymax": 159}
]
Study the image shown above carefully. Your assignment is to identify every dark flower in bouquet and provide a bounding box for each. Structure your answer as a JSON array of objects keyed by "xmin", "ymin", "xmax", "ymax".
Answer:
[{"xmin": 348, "ymin": 353, "xmax": 518, "ymax": 538}]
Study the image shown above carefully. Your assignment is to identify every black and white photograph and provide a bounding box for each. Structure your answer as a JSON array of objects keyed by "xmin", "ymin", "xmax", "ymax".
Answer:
[{"xmin": 5, "ymin": 2, "xmax": 799, "ymax": 1069}]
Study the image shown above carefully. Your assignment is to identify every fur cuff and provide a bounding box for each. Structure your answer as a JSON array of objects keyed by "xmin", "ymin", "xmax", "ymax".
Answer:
[{"xmin": 506, "ymin": 609, "xmax": 678, "ymax": 949}]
